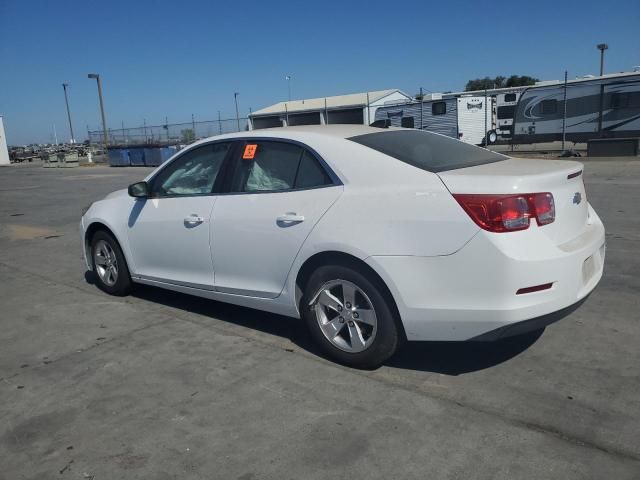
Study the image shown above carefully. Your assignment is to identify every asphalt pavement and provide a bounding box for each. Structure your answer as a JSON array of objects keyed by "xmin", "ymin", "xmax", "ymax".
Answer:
[{"xmin": 0, "ymin": 159, "xmax": 638, "ymax": 479}]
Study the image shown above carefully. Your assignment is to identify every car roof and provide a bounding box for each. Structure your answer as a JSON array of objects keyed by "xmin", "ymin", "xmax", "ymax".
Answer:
[{"xmin": 194, "ymin": 124, "xmax": 392, "ymax": 144}]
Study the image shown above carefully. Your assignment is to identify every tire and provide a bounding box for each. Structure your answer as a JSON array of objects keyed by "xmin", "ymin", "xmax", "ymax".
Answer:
[
  {"xmin": 487, "ymin": 130, "xmax": 498, "ymax": 144},
  {"xmin": 90, "ymin": 230, "xmax": 132, "ymax": 296},
  {"xmin": 301, "ymin": 264, "xmax": 400, "ymax": 369}
]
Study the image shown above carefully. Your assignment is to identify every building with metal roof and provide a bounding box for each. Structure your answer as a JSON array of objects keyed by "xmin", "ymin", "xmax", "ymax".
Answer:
[{"xmin": 249, "ymin": 89, "xmax": 411, "ymax": 130}]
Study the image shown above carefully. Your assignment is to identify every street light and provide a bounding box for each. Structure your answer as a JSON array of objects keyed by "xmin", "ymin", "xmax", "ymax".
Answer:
[
  {"xmin": 597, "ymin": 43, "xmax": 608, "ymax": 76},
  {"xmin": 234, "ymin": 92, "xmax": 240, "ymax": 131},
  {"xmin": 87, "ymin": 73, "xmax": 108, "ymax": 147},
  {"xmin": 285, "ymin": 75, "xmax": 292, "ymax": 101},
  {"xmin": 61, "ymin": 83, "xmax": 75, "ymax": 143}
]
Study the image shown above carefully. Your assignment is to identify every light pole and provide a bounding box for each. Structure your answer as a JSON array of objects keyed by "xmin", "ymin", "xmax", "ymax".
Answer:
[
  {"xmin": 285, "ymin": 75, "xmax": 292, "ymax": 101},
  {"xmin": 61, "ymin": 83, "xmax": 75, "ymax": 143},
  {"xmin": 597, "ymin": 43, "xmax": 608, "ymax": 76},
  {"xmin": 234, "ymin": 92, "xmax": 240, "ymax": 131},
  {"xmin": 87, "ymin": 73, "xmax": 108, "ymax": 147}
]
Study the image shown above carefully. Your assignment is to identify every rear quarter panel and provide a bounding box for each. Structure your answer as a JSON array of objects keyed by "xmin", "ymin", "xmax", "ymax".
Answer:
[{"xmin": 301, "ymin": 137, "xmax": 480, "ymax": 258}]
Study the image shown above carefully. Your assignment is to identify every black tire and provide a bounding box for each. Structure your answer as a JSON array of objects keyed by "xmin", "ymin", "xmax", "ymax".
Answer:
[
  {"xmin": 90, "ymin": 230, "xmax": 133, "ymax": 296},
  {"xmin": 301, "ymin": 264, "xmax": 400, "ymax": 369},
  {"xmin": 487, "ymin": 130, "xmax": 498, "ymax": 145}
]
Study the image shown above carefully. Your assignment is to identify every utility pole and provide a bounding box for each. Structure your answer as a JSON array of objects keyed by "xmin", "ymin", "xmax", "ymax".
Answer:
[
  {"xmin": 596, "ymin": 44, "xmax": 608, "ymax": 134},
  {"xmin": 87, "ymin": 73, "xmax": 108, "ymax": 147},
  {"xmin": 285, "ymin": 75, "xmax": 292, "ymax": 101},
  {"xmin": 61, "ymin": 83, "xmax": 75, "ymax": 143},
  {"xmin": 218, "ymin": 111, "xmax": 222, "ymax": 135},
  {"xmin": 234, "ymin": 92, "xmax": 240, "ymax": 131},
  {"xmin": 192, "ymin": 113, "xmax": 196, "ymax": 140},
  {"xmin": 597, "ymin": 43, "xmax": 608, "ymax": 76}
]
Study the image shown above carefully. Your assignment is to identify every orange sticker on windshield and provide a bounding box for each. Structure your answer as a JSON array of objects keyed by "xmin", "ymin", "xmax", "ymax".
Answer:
[{"xmin": 243, "ymin": 144, "xmax": 258, "ymax": 159}]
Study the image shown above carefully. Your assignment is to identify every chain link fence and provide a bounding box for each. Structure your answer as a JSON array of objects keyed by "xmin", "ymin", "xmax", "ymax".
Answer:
[{"xmin": 89, "ymin": 117, "xmax": 249, "ymax": 147}]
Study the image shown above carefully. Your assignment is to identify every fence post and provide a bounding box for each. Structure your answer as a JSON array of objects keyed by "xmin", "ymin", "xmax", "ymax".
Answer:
[
  {"xmin": 420, "ymin": 87, "xmax": 423, "ymax": 129},
  {"xmin": 484, "ymin": 89, "xmax": 488, "ymax": 148},
  {"xmin": 562, "ymin": 70, "xmax": 568, "ymax": 151},
  {"xmin": 366, "ymin": 92, "xmax": 370, "ymax": 125}
]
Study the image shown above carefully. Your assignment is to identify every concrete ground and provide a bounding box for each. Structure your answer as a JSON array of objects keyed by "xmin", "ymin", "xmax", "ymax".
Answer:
[{"xmin": 0, "ymin": 159, "xmax": 638, "ymax": 479}]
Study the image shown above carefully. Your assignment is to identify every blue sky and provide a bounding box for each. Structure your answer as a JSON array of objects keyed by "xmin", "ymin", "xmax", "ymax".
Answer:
[{"xmin": 1, "ymin": 0, "xmax": 638, "ymax": 145}]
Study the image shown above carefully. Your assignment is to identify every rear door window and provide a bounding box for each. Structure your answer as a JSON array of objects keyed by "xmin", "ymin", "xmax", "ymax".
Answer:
[
  {"xmin": 349, "ymin": 130, "xmax": 506, "ymax": 172},
  {"xmin": 229, "ymin": 141, "xmax": 333, "ymax": 192},
  {"xmin": 296, "ymin": 150, "xmax": 332, "ymax": 188}
]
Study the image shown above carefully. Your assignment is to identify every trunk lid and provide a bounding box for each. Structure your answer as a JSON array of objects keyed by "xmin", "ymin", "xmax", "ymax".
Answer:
[{"xmin": 437, "ymin": 158, "xmax": 588, "ymax": 245}]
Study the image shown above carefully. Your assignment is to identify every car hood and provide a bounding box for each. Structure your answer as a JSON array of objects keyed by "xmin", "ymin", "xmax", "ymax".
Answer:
[{"xmin": 102, "ymin": 188, "xmax": 129, "ymax": 201}]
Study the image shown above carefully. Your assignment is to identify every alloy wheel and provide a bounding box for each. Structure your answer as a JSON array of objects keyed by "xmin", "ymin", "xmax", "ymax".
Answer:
[
  {"xmin": 310, "ymin": 279, "xmax": 378, "ymax": 353},
  {"xmin": 93, "ymin": 239, "xmax": 118, "ymax": 287}
]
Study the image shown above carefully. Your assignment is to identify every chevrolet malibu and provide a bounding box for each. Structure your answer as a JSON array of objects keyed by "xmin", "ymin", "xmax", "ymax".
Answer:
[{"xmin": 81, "ymin": 125, "xmax": 605, "ymax": 368}]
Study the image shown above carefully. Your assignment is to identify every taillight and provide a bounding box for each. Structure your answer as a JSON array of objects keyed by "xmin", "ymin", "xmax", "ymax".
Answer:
[
  {"xmin": 532, "ymin": 192, "xmax": 555, "ymax": 225},
  {"xmin": 453, "ymin": 193, "xmax": 555, "ymax": 233}
]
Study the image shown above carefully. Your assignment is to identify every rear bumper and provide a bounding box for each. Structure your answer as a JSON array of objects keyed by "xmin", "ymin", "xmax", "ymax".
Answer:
[
  {"xmin": 366, "ymin": 204, "xmax": 605, "ymax": 341},
  {"xmin": 468, "ymin": 295, "xmax": 589, "ymax": 341}
]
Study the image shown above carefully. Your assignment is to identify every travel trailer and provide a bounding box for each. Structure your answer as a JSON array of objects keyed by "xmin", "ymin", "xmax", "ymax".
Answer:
[
  {"xmin": 373, "ymin": 94, "xmax": 492, "ymax": 146},
  {"xmin": 512, "ymin": 72, "xmax": 640, "ymax": 143}
]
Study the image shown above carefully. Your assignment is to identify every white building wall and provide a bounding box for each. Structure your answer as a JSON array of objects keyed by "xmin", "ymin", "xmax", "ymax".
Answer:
[{"xmin": 0, "ymin": 117, "xmax": 10, "ymax": 165}]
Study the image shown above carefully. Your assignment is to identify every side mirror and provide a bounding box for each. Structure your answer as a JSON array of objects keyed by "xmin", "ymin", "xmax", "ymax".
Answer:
[{"xmin": 128, "ymin": 181, "xmax": 149, "ymax": 198}]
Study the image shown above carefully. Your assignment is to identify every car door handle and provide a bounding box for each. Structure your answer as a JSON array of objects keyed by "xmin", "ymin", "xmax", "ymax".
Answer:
[
  {"xmin": 184, "ymin": 214, "xmax": 204, "ymax": 225},
  {"xmin": 277, "ymin": 213, "xmax": 305, "ymax": 224}
]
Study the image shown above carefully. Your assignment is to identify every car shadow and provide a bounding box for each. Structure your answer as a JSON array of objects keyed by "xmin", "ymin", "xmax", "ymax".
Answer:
[
  {"xmin": 385, "ymin": 330, "xmax": 544, "ymax": 375},
  {"xmin": 85, "ymin": 272, "xmax": 543, "ymax": 375}
]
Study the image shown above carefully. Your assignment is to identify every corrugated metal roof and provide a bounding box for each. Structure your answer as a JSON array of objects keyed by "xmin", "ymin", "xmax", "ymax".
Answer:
[{"xmin": 251, "ymin": 89, "xmax": 406, "ymax": 117}]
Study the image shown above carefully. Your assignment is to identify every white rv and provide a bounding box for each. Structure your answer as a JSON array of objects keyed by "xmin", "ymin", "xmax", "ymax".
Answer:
[{"xmin": 373, "ymin": 94, "xmax": 492, "ymax": 146}]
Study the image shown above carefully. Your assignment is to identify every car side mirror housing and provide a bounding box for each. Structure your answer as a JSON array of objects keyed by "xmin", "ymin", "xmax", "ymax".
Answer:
[{"xmin": 128, "ymin": 181, "xmax": 149, "ymax": 198}]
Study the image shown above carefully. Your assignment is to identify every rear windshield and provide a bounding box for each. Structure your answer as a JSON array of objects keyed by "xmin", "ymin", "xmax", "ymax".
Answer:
[{"xmin": 348, "ymin": 130, "xmax": 506, "ymax": 173}]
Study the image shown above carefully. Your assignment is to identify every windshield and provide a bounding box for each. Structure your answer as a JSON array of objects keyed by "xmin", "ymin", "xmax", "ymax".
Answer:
[{"xmin": 349, "ymin": 130, "xmax": 506, "ymax": 173}]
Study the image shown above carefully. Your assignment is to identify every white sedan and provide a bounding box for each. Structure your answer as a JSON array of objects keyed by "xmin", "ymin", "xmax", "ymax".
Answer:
[{"xmin": 81, "ymin": 125, "xmax": 605, "ymax": 368}]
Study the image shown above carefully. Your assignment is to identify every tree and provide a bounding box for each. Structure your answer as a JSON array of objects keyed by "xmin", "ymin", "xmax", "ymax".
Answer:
[
  {"xmin": 181, "ymin": 128, "xmax": 195, "ymax": 143},
  {"xmin": 465, "ymin": 75, "xmax": 537, "ymax": 91},
  {"xmin": 505, "ymin": 75, "xmax": 539, "ymax": 87}
]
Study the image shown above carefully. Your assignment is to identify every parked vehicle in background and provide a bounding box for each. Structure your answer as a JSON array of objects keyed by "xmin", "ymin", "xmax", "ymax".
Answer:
[
  {"xmin": 81, "ymin": 125, "xmax": 605, "ymax": 368},
  {"xmin": 374, "ymin": 94, "xmax": 492, "ymax": 146},
  {"xmin": 513, "ymin": 72, "xmax": 640, "ymax": 143},
  {"xmin": 492, "ymin": 91, "xmax": 521, "ymax": 142}
]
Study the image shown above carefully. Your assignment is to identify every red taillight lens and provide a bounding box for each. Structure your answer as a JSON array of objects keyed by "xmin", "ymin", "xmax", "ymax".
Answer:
[
  {"xmin": 453, "ymin": 193, "xmax": 555, "ymax": 233},
  {"xmin": 532, "ymin": 192, "xmax": 555, "ymax": 225}
]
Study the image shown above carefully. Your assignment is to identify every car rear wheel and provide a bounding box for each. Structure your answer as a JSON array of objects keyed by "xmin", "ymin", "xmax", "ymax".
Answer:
[
  {"xmin": 91, "ymin": 230, "xmax": 132, "ymax": 296},
  {"xmin": 487, "ymin": 130, "xmax": 498, "ymax": 144},
  {"xmin": 302, "ymin": 265, "xmax": 400, "ymax": 369}
]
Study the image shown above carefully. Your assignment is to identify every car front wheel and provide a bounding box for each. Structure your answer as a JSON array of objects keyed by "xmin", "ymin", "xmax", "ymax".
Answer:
[
  {"xmin": 91, "ymin": 230, "xmax": 132, "ymax": 296},
  {"xmin": 302, "ymin": 265, "xmax": 400, "ymax": 369}
]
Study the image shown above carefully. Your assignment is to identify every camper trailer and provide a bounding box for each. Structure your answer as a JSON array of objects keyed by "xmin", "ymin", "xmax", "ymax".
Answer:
[
  {"xmin": 373, "ymin": 94, "xmax": 492, "ymax": 145},
  {"xmin": 493, "ymin": 91, "xmax": 521, "ymax": 141},
  {"xmin": 512, "ymin": 72, "xmax": 640, "ymax": 143}
]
